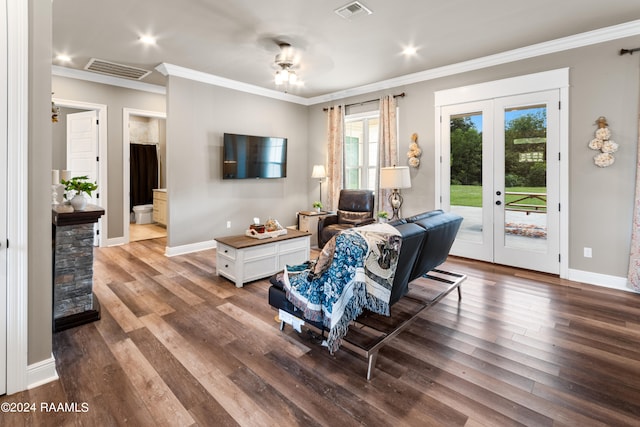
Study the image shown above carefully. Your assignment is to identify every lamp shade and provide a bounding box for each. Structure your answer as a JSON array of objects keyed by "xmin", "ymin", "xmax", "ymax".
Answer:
[
  {"xmin": 380, "ymin": 166, "xmax": 411, "ymax": 189},
  {"xmin": 311, "ymin": 164, "xmax": 327, "ymax": 178}
]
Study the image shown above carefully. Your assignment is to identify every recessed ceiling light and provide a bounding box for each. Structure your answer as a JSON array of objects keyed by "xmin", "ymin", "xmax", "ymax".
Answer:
[
  {"xmin": 139, "ymin": 35, "xmax": 157, "ymax": 45},
  {"xmin": 56, "ymin": 54, "xmax": 71, "ymax": 62},
  {"xmin": 402, "ymin": 46, "xmax": 418, "ymax": 56}
]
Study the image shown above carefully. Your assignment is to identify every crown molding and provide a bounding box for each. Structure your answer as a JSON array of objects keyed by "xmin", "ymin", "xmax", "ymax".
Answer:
[
  {"xmin": 52, "ymin": 19, "xmax": 640, "ymax": 106},
  {"xmin": 306, "ymin": 18, "xmax": 640, "ymax": 105},
  {"xmin": 51, "ymin": 65, "xmax": 166, "ymax": 95},
  {"xmin": 155, "ymin": 63, "xmax": 309, "ymax": 105}
]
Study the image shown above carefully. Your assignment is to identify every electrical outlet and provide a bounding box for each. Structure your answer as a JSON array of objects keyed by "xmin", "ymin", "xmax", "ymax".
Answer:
[
  {"xmin": 226, "ymin": 221, "xmax": 231, "ymax": 229},
  {"xmin": 583, "ymin": 247, "xmax": 592, "ymax": 258}
]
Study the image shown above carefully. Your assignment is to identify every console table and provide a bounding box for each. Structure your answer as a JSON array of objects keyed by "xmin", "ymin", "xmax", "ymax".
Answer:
[
  {"xmin": 215, "ymin": 228, "xmax": 310, "ymax": 287},
  {"xmin": 52, "ymin": 204, "xmax": 104, "ymax": 332}
]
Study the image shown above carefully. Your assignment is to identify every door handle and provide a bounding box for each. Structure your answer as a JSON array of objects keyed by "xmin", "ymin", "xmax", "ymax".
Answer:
[
  {"xmin": 496, "ymin": 191, "xmax": 502, "ymax": 196},
  {"xmin": 495, "ymin": 200, "xmax": 502, "ymax": 206}
]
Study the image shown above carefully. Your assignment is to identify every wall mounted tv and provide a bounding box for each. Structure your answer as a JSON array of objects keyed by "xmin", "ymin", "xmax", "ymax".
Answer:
[{"xmin": 222, "ymin": 133, "xmax": 287, "ymax": 179}]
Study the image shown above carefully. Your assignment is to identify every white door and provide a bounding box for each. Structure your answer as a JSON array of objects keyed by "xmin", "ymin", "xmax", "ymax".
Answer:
[
  {"xmin": 0, "ymin": 0, "xmax": 7, "ymax": 395},
  {"xmin": 442, "ymin": 90, "xmax": 561, "ymax": 274},
  {"xmin": 67, "ymin": 110, "xmax": 101, "ymax": 244}
]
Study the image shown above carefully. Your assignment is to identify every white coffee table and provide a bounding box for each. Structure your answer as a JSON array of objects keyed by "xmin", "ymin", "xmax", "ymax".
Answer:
[{"xmin": 215, "ymin": 228, "xmax": 310, "ymax": 287}]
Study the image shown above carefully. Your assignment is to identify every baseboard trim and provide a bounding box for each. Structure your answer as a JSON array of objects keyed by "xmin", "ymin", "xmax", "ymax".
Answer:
[
  {"xmin": 165, "ymin": 240, "xmax": 216, "ymax": 257},
  {"xmin": 106, "ymin": 237, "xmax": 126, "ymax": 246},
  {"xmin": 567, "ymin": 269, "xmax": 636, "ymax": 293},
  {"xmin": 27, "ymin": 354, "xmax": 59, "ymax": 390}
]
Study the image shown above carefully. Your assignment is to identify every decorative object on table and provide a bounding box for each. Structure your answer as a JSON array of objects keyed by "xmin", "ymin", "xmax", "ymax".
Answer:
[
  {"xmin": 311, "ymin": 164, "xmax": 327, "ymax": 206},
  {"xmin": 588, "ymin": 116, "xmax": 618, "ymax": 168},
  {"xmin": 265, "ymin": 218, "xmax": 284, "ymax": 232},
  {"xmin": 51, "ymin": 169, "xmax": 60, "ymax": 206},
  {"xmin": 380, "ymin": 165, "xmax": 411, "ymax": 220},
  {"xmin": 60, "ymin": 175, "xmax": 98, "ymax": 211},
  {"xmin": 51, "ymin": 93, "xmax": 60, "ymax": 123},
  {"xmin": 406, "ymin": 133, "xmax": 422, "ymax": 168},
  {"xmin": 312, "ymin": 201, "xmax": 323, "ymax": 213},
  {"xmin": 377, "ymin": 210, "xmax": 389, "ymax": 223},
  {"xmin": 247, "ymin": 216, "xmax": 287, "ymax": 239}
]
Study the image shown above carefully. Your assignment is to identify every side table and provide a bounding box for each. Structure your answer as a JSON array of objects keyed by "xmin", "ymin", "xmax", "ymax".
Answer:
[{"xmin": 297, "ymin": 210, "xmax": 331, "ymax": 247}]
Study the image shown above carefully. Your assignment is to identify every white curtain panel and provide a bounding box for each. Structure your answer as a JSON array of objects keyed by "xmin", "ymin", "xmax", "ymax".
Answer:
[
  {"xmin": 326, "ymin": 105, "xmax": 344, "ymax": 212},
  {"xmin": 376, "ymin": 95, "xmax": 398, "ymax": 215}
]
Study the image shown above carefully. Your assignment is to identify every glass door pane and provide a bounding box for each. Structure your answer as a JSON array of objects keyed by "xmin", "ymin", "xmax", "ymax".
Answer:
[
  {"xmin": 450, "ymin": 112, "xmax": 483, "ymax": 244},
  {"xmin": 502, "ymin": 104, "xmax": 548, "ymax": 252}
]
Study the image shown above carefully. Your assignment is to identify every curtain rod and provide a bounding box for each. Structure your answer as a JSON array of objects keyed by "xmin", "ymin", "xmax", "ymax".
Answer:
[
  {"xmin": 323, "ymin": 92, "xmax": 405, "ymax": 111},
  {"xmin": 620, "ymin": 47, "xmax": 640, "ymax": 55}
]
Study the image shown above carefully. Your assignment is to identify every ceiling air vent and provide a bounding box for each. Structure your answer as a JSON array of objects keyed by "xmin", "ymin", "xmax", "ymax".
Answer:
[
  {"xmin": 335, "ymin": 1, "xmax": 372, "ymax": 20},
  {"xmin": 84, "ymin": 58, "xmax": 152, "ymax": 80}
]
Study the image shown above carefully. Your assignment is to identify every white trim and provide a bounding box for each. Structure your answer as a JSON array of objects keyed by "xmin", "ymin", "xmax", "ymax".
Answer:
[
  {"xmin": 558, "ymin": 85, "xmax": 570, "ymax": 279},
  {"xmin": 6, "ymin": 0, "xmax": 28, "ymax": 394},
  {"xmin": 307, "ymin": 19, "xmax": 640, "ymax": 105},
  {"xmin": 567, "ymin": 269, "xmax": 636, "ymax": 293},
  {"xmin": 123, "ymin": 108, "xmax": 167, "ymax": 244},
  {"xmin": 165, "ymin": 240, "xmax": 216, "ymax": 257},
  {"xmin": 156, "ymin": 63, "xmax": 310, "ymax": 105},
  {"xmin": 434, "ymin": 69, "xmax": 570, "ymax": 278},
  {"xmin": 434, "ymin": 68, "xmax": 569, "ymax": 106},
  {"xmin": 106, "ymin": 237, "xmax": 126, "ymax": 247},
  {"xmin": 52, "ymin": 65, "xmax": 166, "ymax": 95},
  {"xmin": 54, "ymin": 20, "xmax": 640, "ymax": 107},
  {"xmin": 53, "ymin": 98, "xmax": 108, "ymax": 247},
  {"xmin": 26, "ymin": 354, "xmax": 58, "ymax": 389}
]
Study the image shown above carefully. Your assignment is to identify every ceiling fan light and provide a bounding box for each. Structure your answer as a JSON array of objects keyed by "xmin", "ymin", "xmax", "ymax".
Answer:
[
  {"xmin": 275, "ymin": 69, "xmax": 286, "ymax": 85},
  {"xmin": 288, "ymin": 71, "xmax": 297, "ymax": 84}
]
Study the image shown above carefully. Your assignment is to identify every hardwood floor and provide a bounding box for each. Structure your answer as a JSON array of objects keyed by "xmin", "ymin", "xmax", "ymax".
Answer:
[{"xmin": 2, "ymin": 237, "xmax": 640, "ymax": 426}]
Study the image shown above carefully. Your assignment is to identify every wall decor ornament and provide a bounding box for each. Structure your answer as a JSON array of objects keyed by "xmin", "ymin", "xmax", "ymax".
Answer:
[
  {"xmin": 588, "ymin": 116, "xmax": 618, "ymax": 167},
  {"xmin": 406, "ymin": 133, "xmax": 422, "ymax": 168}
]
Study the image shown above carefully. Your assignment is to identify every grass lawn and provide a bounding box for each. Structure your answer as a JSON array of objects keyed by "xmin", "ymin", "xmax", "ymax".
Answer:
[{"xmin": 451, "ymin": 185, "xmax": 546, "ymax": 209}]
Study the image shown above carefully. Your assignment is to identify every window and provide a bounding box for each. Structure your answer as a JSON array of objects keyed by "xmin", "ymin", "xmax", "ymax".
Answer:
[{"xmin": 344, "ymin": 113, "xmax": 379, "ymax": 191}]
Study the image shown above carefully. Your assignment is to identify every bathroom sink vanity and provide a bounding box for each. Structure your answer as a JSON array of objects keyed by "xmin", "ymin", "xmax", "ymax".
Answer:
[{"xmin": 153, "ymin": 188, "xmax": 167, "ymax": 226}]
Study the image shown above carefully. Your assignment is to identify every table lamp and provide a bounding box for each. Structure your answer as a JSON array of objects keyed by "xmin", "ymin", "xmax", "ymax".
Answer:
[
  {"xmin": 380, "ymin": 166, "xmax": 411, "ymax": 220},
  {"xmin": 311, "ymin": 165, "xmax": 326, "ymax": 206}
]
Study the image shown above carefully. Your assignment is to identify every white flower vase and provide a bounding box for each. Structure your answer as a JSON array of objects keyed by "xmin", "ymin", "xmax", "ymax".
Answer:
[{"xmin": 70, "ymin": 193, "xmax": 87, "ymax": 211}]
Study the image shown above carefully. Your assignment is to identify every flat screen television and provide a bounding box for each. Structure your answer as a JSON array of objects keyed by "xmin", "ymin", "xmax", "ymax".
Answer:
[{"xmin": 222, "ymin": 133, "xmax": 287, "ymax": 179}]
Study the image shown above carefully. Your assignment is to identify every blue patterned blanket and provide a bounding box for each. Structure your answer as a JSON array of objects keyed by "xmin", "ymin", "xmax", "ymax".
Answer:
[{"xmin": 283, "ymin": 223, "xmax": 402, "ymax": 353}]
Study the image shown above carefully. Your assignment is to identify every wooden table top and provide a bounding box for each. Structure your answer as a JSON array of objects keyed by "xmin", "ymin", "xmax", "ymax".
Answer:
[{"xmin": 214, "ymin": 228, "xmax": 310, "ymax": 249}]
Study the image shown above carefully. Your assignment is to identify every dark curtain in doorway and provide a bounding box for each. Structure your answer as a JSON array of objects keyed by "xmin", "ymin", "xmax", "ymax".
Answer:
[{"xmin": 130, "ymin": 143, "xmax": 158, "ymax": 211}]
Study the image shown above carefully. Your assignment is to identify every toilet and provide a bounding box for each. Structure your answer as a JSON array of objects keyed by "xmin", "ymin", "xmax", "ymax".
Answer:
[{"xmin": 133, "ymin": 204, "xmax": 154, "ymax": 224}]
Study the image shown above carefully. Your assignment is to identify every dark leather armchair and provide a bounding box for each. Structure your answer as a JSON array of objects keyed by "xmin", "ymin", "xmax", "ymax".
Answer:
[{"xmin": 317, "ymin": 189, "xmax": 375, "ymax": 248}]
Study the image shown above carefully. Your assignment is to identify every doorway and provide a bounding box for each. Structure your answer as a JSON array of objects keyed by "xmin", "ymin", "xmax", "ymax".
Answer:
[
  {"xmin": 435, "ymin": 70, "xmax": 569, "ymax": 276},
  {"xmin": 123, "ymin": 108, "xmax": 167, "ymax": 243},
  {"xmin": 52, "ymin": 99, "xmax": 108, "ymax": 247}
]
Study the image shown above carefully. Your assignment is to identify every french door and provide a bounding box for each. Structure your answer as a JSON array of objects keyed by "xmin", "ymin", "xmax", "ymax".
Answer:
[{"xmin": 441, "ymin": 90, "xmax": 560, "ymax": 274}]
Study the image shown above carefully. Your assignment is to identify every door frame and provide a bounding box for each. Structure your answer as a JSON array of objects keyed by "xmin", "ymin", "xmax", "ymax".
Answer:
[
  {"xmin": 122, "ymin": 108, "xmax": 167, "ymax": 244},
  {"xmin": 53, "ymin": 99, "xmax": 108, "ymax": 247},
  {"xmin": 6, "ymin": 0, "xmax": 28, "ymax": 394},
  {"xmin": 434, "ymin": 68, "xmax": 569, "ymax": 278}
]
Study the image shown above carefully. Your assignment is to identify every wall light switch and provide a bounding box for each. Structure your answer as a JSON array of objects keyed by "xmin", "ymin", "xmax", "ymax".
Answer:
[
  {"xmin": 226, "ymin": 221, "xmax": 231, "ymax": 229},
  {"xmin": 583, "ymin": 247, "xmax": 592, "ymax": 258}
]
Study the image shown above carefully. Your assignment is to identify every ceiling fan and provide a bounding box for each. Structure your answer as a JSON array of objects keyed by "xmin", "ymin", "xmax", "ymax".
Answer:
[{"xmin": 273, "ymin": 42, "xmax": 300, "ymax": 87}]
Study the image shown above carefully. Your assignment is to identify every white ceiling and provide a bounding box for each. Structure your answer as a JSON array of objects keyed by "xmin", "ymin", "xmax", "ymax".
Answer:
[{"xmin": 52, "ymin": 0, "xmax": 640, "ymax": 98}]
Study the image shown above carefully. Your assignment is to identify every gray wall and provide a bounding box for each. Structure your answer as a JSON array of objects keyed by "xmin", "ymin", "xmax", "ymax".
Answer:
[
  {"xmin": 29, "ymin": 0, "xmax": 53, "ymax": 364},
  {"xmin": 308, "ymin": 35, "xmax": 640, "ymax": 279},
  {"xmin": 51, "ymin": 76, "xmax": 166, "ymax": 238},
  {"xmin": 165, "ymin": 76, "xmax": 309, "ymax": 248}
]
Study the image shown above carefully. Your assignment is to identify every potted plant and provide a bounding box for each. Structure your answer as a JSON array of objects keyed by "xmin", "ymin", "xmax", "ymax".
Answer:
[
  {"xmin": 377, "ymin": 210, "xmax": 389, "ymax": 223},
  {"xmin": 61, "ymin": 175, "xmax": 98, "ymax": 211},
  {"xmin": 312, "ymin": 201, "xmax": 323, "ymax": 213}
]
